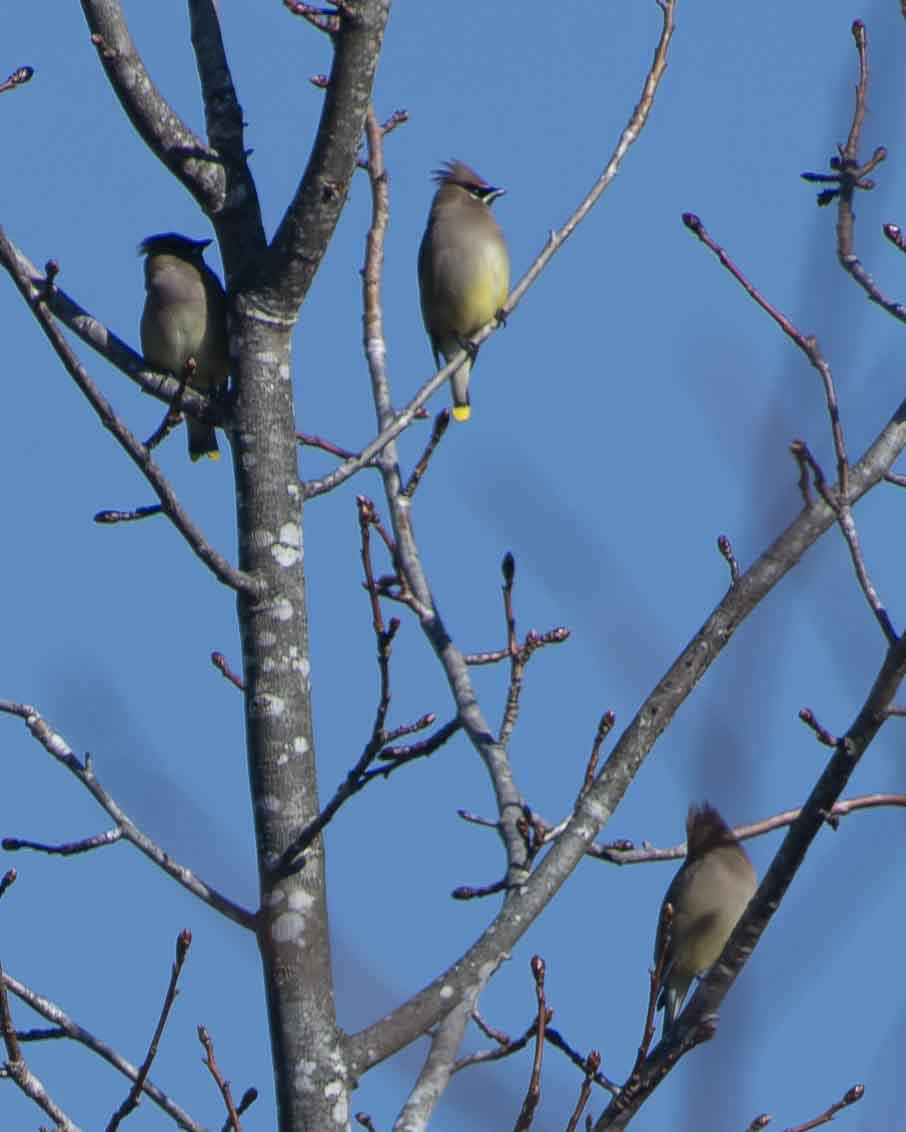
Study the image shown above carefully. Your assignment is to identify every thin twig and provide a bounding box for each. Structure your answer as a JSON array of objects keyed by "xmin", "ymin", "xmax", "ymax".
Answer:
[
  {"xmin": 784, "ymin": 1084, "xmax": 864, "ymax": 1132},
  {"xmin": 545, "ymin": 1030, "xmax": 617, "ymax": 1095},
  {"xmin": 579, "ymin": 712, "xmax": 616, "ymax": 799},
  {"xmin": 596, "ymin": 794, "xmax": 906, "ymax": 865},
  {"xmin": 566, "ymin": 1051, "xmax": 603, "ymax": 1132},
  {"xmin": 296, "ymin": 430, "xmax": 359, "ymax": 461},
  {"xmin": 3, "ymin": 829, "xmax": 123, "ymax": 856},
  {"xmin": 106, "ymin": 931, "xmax": 192, "ymax": 1132},
  {"xmin": 402, "ymin": 410, "xmax": 450, "ymax": 498},
  {"xmin": 199, "ymin": 1026, "xmax": 243, "ymax": 1131},
  {"xmin": 94, "ymin": 505, "xmax": 164, "ymax": 524},
  {"xmin": 222, "ymin": 1090, "xmax": 258, "ymax": 1132},
  {"xmin": 456, "ymin": 1017, "xmax": 617, "ymax": 1094},
  {"xmin": 683, "ymin": 214, "xmax": 850, "ymax": 495},
  {"xmin": 513, "ymin": 957, "xmax": 550, "ymax": 1132},
  {"xmin": 624, "ymin": 904, "xmax": 672, "ymax": 1086},
  {"xmin": 687, "ymin": 218, "xmax": 896, "ymax": 643}
]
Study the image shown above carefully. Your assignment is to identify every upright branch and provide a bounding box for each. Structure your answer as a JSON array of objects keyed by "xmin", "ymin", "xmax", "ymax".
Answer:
[
  {"xmin": 198, "ymin": 1026, "xmax": 244, "ymax": 1132},
  {"xmin": 565, "ymin": 1050, "xmax": 603, "ymax": 1132},
  {"xmin": 496, "ymin": 553, "xmax": 570, "ymax": 747},
  {"xmin": 513, "ymin": 957, "xmax": 551, "ymax": 1132},
  {"xmin": 106, "ymin": 930, "xmax": 193, "ymax": 1132}
]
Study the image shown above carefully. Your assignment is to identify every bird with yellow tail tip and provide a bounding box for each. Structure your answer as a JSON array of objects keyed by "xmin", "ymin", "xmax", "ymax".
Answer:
[
  {"xmin": 139, "ymin": 233, "xmax": 230, "ymax": 462},
  {"xmin": 654, "ymin": 802, "xmax": 757, "ymax": 1036},
  {"xmin": 417, "ymin": 160, "xmax": 510, "ymax": 422}
]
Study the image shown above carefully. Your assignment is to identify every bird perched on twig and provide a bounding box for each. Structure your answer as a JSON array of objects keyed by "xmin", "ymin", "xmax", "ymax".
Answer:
[
  {"xmin": 139, "ymin": 233, "xmax": 229, "ymax": 462},
  {"xmin": 417, "ymin": 160, "xmax": 510, "ymax": 422},
  {"xmin": 654, "ymin": 802, "xmax": 757, "ymax": 1035}
]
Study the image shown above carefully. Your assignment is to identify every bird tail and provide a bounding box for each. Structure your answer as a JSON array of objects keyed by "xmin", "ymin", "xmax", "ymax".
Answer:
[
  {"xmin": 658, "ymin": 971, "xmax": 690, "ymax": 1038},
  {"xmin": 187, "ymin": 417, "xmax": 220, "ymax": 462},
  {"xmin": 450, "ymin": 358, "xmax": 472, "ymax": 422}
]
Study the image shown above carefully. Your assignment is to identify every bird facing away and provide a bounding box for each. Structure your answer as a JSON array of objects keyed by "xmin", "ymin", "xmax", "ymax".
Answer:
[
  {"xmin": 139, "ymin": 233, "xmax": 230, "ymax": 461},
  {"xmin": 417, "ymin": 160, "xmax": 510, "ymax": 422},
  {"xmin": 654, "ymin": 802, "xmax": 757, "ymax": 1035}
]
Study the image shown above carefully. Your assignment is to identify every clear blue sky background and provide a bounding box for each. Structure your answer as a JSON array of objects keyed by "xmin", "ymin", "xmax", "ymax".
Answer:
[{"xmin": 3, "ymin": 2, "xmax": 906, "ymax": 1129}]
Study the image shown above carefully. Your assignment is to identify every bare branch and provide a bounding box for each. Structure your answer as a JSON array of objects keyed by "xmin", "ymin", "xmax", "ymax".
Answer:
[
  {"xmin": 597, "ymin": 794, "xmax": 906, "ymax": 866},
  {"xmin": 199, "ymin": 1025, "xmax": 245, "ymax": 1131},
  {"xmin": 802, "ymin": 23, "xmax": 906, "ymax": 325},
  {"xmin": 221, "ymin": 1089, "xmax": 259, "ymax": 1132},
  {"xmin": 3, "ymin": 829, "xmax": 123, "ymax": 856},
  {"xmin": 785, "ymin": 1083, "xmax": 864, "ymax": 1132},
  {"xmin": 579, "ymin": 712, "xmax": 617, "ymax": 800},
  {"xmin": 402, "ymin": 411, "xmax": 451, "ymax": 499},
  {"xmin": 685, "ymin": 221, "xmax": 896, "ymax": 642},
  {"xmin": 392, "ymin": 979, "xmax": 489, "ymax": 1132},
  {"xmin": 94, "ymin": 505, "xmax": 165, "ymax": 525},
  {"xmin": 106, "ymin": 931, "xmax": 192, "ymax": 1132},
  {"xmin": 348, "ymin": 391, "xmax": 906, "ymax": 1077},
  {"xmin": 683, "ymin": 215, "xmax": 851, "ymax": 496},
  {"xmin": 565, "ymin": 1051, "xmax": 603, "ymax": 1132},
  {"xmin": 3, "ymin": 967, "xmax": 204, "ymax": 1130},
  {"xmin": 513, "ymin": 957, "xmax": 550, "ymax": 1132},
  {"xmin": 296, "ymin": 429, "xmax": 360, "ymax": 461},
  {"xmin": 0, "ymin": 701, "xmax": 256, "ymax": 929},
  {"xmin": 80, "ymin": 0, "xmax": 233, "ymax": 215}
]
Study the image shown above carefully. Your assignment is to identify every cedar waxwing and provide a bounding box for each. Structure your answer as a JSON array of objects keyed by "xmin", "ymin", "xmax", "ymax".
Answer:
[
  {"xmin": 654, "ymin": 802, "xmax": 757, "ymax": 1035},
  {"xmin": 417, "ymin": 160, "xmax": 510, "ymax": 422},
  {"xmin": 139, "ymin": 233, "xmax": 229, "ymax": 461}
]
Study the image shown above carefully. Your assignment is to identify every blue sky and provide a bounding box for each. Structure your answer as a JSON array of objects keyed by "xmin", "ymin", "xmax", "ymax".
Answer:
[{"xmin": 3, "ymin": 2, "xmax": 906, "ymax": 1129}]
